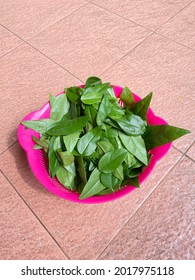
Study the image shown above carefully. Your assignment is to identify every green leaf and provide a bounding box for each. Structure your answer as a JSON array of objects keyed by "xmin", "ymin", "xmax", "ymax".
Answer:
[
  {"xmin": 21, "ymin": 119, "xmax": 55, "ymax": 133},
  {"xmin": 127, "ymin": 167, "xmax": 143, "ymax": 178},
  {"xmin": 85, "ymin": 105, "xmax": 97, "ymax": 127},
  {"xmin": 133, "ymin": 92, "xmax": 153, "ymax": 118},
  {"xmin": 46, "ymin": 116, "xmax": 89, "ymax": 136},
  {"xmin": 100, "ymin": 173, "xmax": 119, "ymax": 190},
  {"xmin": 96, "ymin": 94, "xmax": 109, "ymax": 125},
  {"xmin": 113, "ymin": 114, "xmax": 146, "ymax": 136},
  {"xmin": 143, "ymin": 125, "xmax": 191, "ymax": 150},
  {"xmin": 88, "ymin": 161, "xmax": 95, "ymax": 172},
  {"xmin": 120, "ymin": 86, "xmax": 135, "ymax": 109},
  {"xmin": 122, "ymin": 176, "xmax": 140, "ymax": 188},
  {"xmin": 75, "ymin": 156, "xmax": 87, "ymax": 185},
  {"xmin": 57, "ymin": 151, "xmax": 74, "ymax": 166},
  {"xmin": 81, "ymin": 91, "xmax": 103, "ymax": 105},
  {"xmin": 32, "ymin": 136, "xmax": 49, "ymax": 149},
  {"xmin": 65, "ymin": 162, "xmax": 76, "ymax": 176},
  {"xmin": 98, "ymin": 149, "xmax": 127, "ymax": 173},
  {"xmin": 107, "ymin": 102, "xmax": 125, "ymax": 119},
  {"xmin": 119, "ymin": 132, "xmax": 148, "ymax": 165},
  {"xmin": 85, "ymin": 76, "xmax": 102, "ymax": 88},
  {"xmin": 97, "ymin": 140, "xmax": 114, "ymax": 154},
  {"xmin": 79, "ymin": 168, "xmax": 106, "ymax": 200},
  {"xmin": 65, "ymin": 86, "xmax": 81, "ymax": 102},
  {"xmin": 113, "ymin": 165, "xmax": 124, "ymax": 180},
  {"xmin": 63, "ymin": 132, "xmax": 80, "ymax": 152},
  {"xmin": 56, "ymin": 166, "xmax": 75, "ymax": 190},
  {"xmin": 77, "ymin": 126, "xmax": 101, "ymax": 156},
  {"xmin": 83, "ymin": 82, "xmax": 110, "ymax": 94},
  {"xmin": 125, "ymin": 152, "xmax": 137, "ymax": 168},
  {"xmin": 48, "ymin": 136, "xmax": 60, "ymax": 178},
  {"xmin": 49, "ymin": 93, "xmax": 70, "ymax": 121}
]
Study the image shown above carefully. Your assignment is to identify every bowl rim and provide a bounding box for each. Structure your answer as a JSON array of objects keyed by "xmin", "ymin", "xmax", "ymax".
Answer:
[{"xmin": 17, "ymin": 85, "xmax": 172, "ymax": 204}]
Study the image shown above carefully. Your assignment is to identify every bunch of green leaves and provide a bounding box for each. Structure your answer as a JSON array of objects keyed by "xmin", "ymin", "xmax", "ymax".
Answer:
[{"xmin": 21, "ymin": 76, "xmax": 190, "ymax": 199}]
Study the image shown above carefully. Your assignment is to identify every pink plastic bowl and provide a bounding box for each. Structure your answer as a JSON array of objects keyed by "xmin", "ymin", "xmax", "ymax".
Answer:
[{"xmin": 17, "ymin": 85, "xmax": 171, "ymax": 204}]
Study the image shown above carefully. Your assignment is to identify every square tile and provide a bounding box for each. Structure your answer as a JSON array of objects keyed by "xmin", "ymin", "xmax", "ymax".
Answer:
[
  {"xmin": 0, "ymin": 142, "xmax": 181, "ymax": 259},
  {"xmin": 101, "ymin": 34, "xmax": 195, "ymax": 152},
  {"xmin": 91, "ymin": 0, "xmax": 191, "ymax": 30},
  {"xmin": 29, "ymin": 4, "xmax": 151, "ymax": 81},
  {"xmin": 0, "ymin": 172, "xmax": 66, "ymax": 259},
  {"xmin": 99, "ymin": 156, "xmax": 195, "ymax": 260},
  {"xmin": 0, "ymin": 25, "xmax": 22, "ymax": 57},
  {"xmin": 158, "ymin": 1, "xmax": 195, "ymax": 50},
  {"xmin": 0, "ymin": 0, "xmax": 86, "ymax": 40},
  {"xmin": 0, "ymin": 44, "xmax": 80, "ymax": 153},
  {"xmin": 186, "ymin": 143, "xmax": 195, "ymax": 161}
]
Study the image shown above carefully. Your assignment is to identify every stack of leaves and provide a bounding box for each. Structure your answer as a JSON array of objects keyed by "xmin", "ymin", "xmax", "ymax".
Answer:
[{"xmin": 21, "ymin": 77, "xmax": 190, "ymax": 199}]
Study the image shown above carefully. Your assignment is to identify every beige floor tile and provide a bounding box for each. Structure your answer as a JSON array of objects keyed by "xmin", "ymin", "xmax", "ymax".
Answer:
[
  {"xmin": 101, "ymin": 34, "xmax": 195, "ymax": 152},
  {"xmin": 158, "ymin": 2, "xmax": 195, "ymax": 50},
  {"xmin": 29, "ymin": 4, "xmax": 151, "ymax": 81},
  {"xmin": 0, "ymin": 142, "xmax": 181, "ymax": 259},
  {"xmin": 0, "ymin": 25, "xmax": 22, "ymax": 57},
  {"xmin": 0, "ymin": 172, "xmax": 66, "ymax": 259},
  {"xmin": 91, "ymin": 0, "xmax": 191, "ymax": 30},
  {"xmin": 0, "ymin": 43, "xmax": 80, "ymax": 153},
  {"xmin": 99, "ymin": 156, "xmax": 195, "ymax": 260},
  {"xmin": 186, "ymin": 143, "xmax": 195, "ymax": 161},
  {"xmin": 0, "ymin": 0, "xmax": 86, "ymax": 40}
]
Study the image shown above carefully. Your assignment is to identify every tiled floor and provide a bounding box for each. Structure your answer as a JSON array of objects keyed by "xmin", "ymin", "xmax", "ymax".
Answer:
[{"xmin": 0, "ymin": 0, "xmax": 194, "ymax": 260}]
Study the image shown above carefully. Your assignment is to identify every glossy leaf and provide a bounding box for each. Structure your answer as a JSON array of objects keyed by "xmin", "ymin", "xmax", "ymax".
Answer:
[
  {"xmin": 81, "ymin": 91, "xmax": 103, "ymax": 105},
  {"xmin": 77, "ymin": 126, "xmax": 101, "ymax": 156},
  {"xmin": 83, "ymin": 83, "xmax": 110, "ymax": 94},
  {"xmin": 56, "ymin": 166, "xmax": 75, "ymax": 190},
  {"xmin": 79, "ymin": 168, "xmax": 105, "ymax": 200},
  {"xmin": 143, "ymin": 125, "xmax": 190, "ymax": 150},
  {"xmin": 97, "ymin": 140, "xmax": 114, "ymax": 154},
  {"xmin": 57, "ymin": 151, "xmax": 74, "ymax": 166},
  {"xmin": 63, "ymin": 132, "xmax": 80, "ymax": 152},
  {"xmin": 96, "ymin": 94, "xmax": 109, "ymax": 125},
  {"xmin": 98, "ymin": 149, "xmax": 127, "ymax": 173},
  {"xmin": 46, "ymin": 116, "xmax": 89, "ymax": 136},
  {"xmin": 49, "ymin": 93, "xmax": 70, "ymax": 121},
  {"xmin": 48, "ymin": 136, "xmax": 60, "ymax": 178},
  {"xmin": 85, "ymin": 105, "xmax": 97, "ymax": 127},
  {"xmin": 65, "ymin": 86, "xmax": 81, "ymax": 102},
  {"xmin": 65, "ymin": 161, "xmax": 76, "ymax": 176},
  {"xmin": 21, "ymin": 119, "xmax": 55, "ymax": 133},
  {"xmin": 100, "ymin": 173, "xmax": 119, "ymax": 190},
  {"xmin": 32, "ymin": 136, "xmax": 49, "ymax": 149},
  {"xmin": 85, "ymin": 76, "xmax": 102, "ymax": 88},
  {"xmin": 120, "ymin": 86, "xmax": 135, "ymax": 109},
  {"xmin": 114, "ymin": 114, "xmax": 146, "ymax": 136},
  {"xmin": 113, "ymin": 165, "xmax": 124, "ymax": 180},
  {"xmin": 119, "ymin": 132, "xmax": 148, "ymax": 165},
  {"xmin": 133, "ymin": 92, "xmax": 152, "ymax": 118}
]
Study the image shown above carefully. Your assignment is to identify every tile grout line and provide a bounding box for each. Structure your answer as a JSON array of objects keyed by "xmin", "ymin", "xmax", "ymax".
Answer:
[
  {"xmin": 24, "ymin": 2, "xmax": 89, "ymax": 42},
  {"xmin": 0, "ymin": 168, "xmax": 71, "ymax": 260},
  {"xmin": 26, "ymin": 42, "xmax": 84, "ymax": 83},
  {"xmin": 96, "ymin": 147, "xmax": 185, "ymax": 259},
  {"xmin": 0, "ymin": 40, "xmax": 25, "ymax": 59},
  {"xmin": 154, "ymin": 0, "xmax": 194, "ymax": 32},
  {"xmin": 99, "ymin": 32, "xmax": 154, "ymax": 76},
  {"xmin": 0, "ymin": 22, "xmax": 84, "ymax": 83},
  {"xmin": 0, "ymin": 140, "xmax": 18, "ymax": 156},
  {"xmin": 90, "ymin": 2, "xmax": 154, "ymax": 33},
  {"xmin": 0, "ymin": 1, "xmax": 89, "ymax": 44},
  {"xmin": 153, "ymin": 32, "xmax": 195, "ymax": 52}
]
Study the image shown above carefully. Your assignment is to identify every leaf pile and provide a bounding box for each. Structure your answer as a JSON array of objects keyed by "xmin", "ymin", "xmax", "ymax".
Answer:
[{"xmin": 21, "ymin": 76, "xmax": 190, "ymax": 199}]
